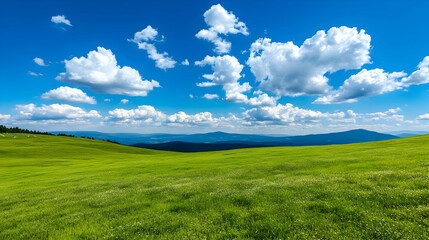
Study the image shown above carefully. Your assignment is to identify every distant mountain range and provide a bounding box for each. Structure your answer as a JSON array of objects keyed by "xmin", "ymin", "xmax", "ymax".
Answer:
[
  {"xmin": 387, "ymin": 130, "xmax": 429, "ymax": 138},
  {"xmin": 52, "ymin": 129, "xmax": 400, "ymax": 152},
  {"xmin": 50, "ymin": 131, "xmax": 288, "ymax": 145}
]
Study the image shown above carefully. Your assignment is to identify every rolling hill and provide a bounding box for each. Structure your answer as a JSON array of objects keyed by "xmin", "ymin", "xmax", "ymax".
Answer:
[{"xmin": 0, "ymin": 133, "xmax": 428, "ymax": 239}]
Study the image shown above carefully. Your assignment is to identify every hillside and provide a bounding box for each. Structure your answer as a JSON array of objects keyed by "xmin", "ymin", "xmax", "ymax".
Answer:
[
  {"xmin": 0, "ymin": 133, "xmax": 428, "ymax": 239},
  {"xmin": 132, "ymin": 141, "xmax": 271, "ymax": 152}
]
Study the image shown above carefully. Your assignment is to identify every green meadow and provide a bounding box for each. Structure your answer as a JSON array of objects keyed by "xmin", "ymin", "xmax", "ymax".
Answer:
[{"xmin": 0, "ymin": 133, "xmax": 428, "ymax": 239}]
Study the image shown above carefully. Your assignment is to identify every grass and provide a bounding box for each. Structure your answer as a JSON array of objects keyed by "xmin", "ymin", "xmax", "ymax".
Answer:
[{"xmin": 0, "ymin": 133, "xmax": 428, "ymax": 239}]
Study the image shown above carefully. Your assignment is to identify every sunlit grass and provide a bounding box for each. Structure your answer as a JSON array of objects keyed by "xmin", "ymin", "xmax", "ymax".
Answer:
[{"xmin": 0, "ymin": 133, "xmax": 428, "ymax": 239}]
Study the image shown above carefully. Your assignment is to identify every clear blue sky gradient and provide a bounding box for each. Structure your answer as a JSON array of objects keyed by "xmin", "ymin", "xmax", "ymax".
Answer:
[{"xmin": 0, "ymin": 0, "xmax": 428, "ymax": 133}]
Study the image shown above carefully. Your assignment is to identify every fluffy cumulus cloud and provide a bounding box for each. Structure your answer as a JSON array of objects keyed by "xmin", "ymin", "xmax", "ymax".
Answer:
[
  {"xmin": 120, "ymin": 99, "xmax": 129, "ymax": 104},
  {"xmin": 16, "ymin": 104, "xmax": 100, "ymax": 122},
  {"xmin": 33, "ymin": 57, "xmax": 47, "ymax": 66},
  {"xmin": 130, "ymin": 26, "xmax": 176, "ymax": 70},
  {"xmin": 314, "ymin": 69, "xmax": 406, "ymax": 104},
  {"xmin": 247, "ymin": 26, "xmax": 371, "ymax": 97},
  {"xmin": 401, "ymin": 56, "xmax": 429, "ymax": 86},
  {"xmin": 243, "ymin": 103, "xmax": 355, "ymax": 125},
  {"xmin": 41, "ymin": 86, "xmax": 96, "ymax": 104},
  {"xmin": 56, "ymin": 47, "xmax": 160, "ymax": 96},
  {"xmin": 246, "ymin": 92, "xmax": 279, "ymax": 107},
  {"xmin": 195, "ymin": 55, "xmax": 251, "ymax": 103},
  {"xmin": 417, "ymin": 113, "xmax": 429, "ymax": 120},
  {"xmin": 195, "ymin": 55, "xmax": 279, "ymax": 106},
  {"xmin": 315, "ymin": 56, "xmax": 429, "ymax": 104},
  {"xmin": 106, "ymin": 105, "xmax": 239, "ymax": 127},
  {"xmin": 106, "ymin": 105, "xmax": 167, "ymax": 125},
  {"xmin": 203, "ymin": 93, "xmax": 219, "ymax": 100},
  {"xmin": 51, "ymin": 15, "xmax": 72, "ymax": 26},
  {"xmin": 196, "ymin": 4, "xmax": 248, "ymax": 54},
  {"xmin": 0, "ymin": 114, "xmax": 11, "ymax": 123}
]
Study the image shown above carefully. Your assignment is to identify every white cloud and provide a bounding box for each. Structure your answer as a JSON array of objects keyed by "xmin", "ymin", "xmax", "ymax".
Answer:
[
  {"xmin": 0, "ymin": 114, "xmax": 11, "ymax": 123},
  {"xmin": 133, "ymin": 25, "xmax": 158, "ymax": 42},
  {"xmin": 181, "ymin": 59, "xmax": 190, "ymax": 66},
  {"xmin": 195, "ymin": 55, "xmax": 279, "ymax": 106},
  {"xmin": 56, "ymin": 47, "xmax": 160, "ymax": 96},
  {"xmin": 167, "ymin": 112, "xmax": 214, "ymax": 126},
  {"xmin": 130, "ymin": 26, "xmax": 176, "ymax": 70},
  {"xmin": 33, "ymin": 57, "xmax": 47, "ymax": 66},
  {"xmin": 360, "ymin": 108, "xmax": 404, "ymax": 122},
  {"xmin": 246, "ymin": 93, "xmax": 278, "ymax": 107},
  {"xmin": 106, "ymin": 105, "xmax": 239, "ymax": 127},
  {"xmin": 51, "ymin": 15, "xmax": 72, "ymax": 26},
  {"xmin": 189, "ymin": 94, "xmax": 194, "ymax": 99},
  {"xmin": 106, "ymin": 105, "xmax": 167, "ymax": 125},
  {"xmin": 401, "ymin": 56, "xmax": 429, "ymax": 86},
  {"xmin": 120, "ymin": 99, "xmax": 129, "ymax": 104},
  {"xmin": 247, "ymin": 26, "xmax": 371, "ymax": 97},
  {"xmin": 202, "ymin": 93, "xmax": 219, "ymax": 100},
  {"xmin": 195, "ymin": 55, "xmax": 251, "ymax": 103},
  {"xmin": 28, "ymin": 71, "xmax": 43, "ymax": 76},
  {"xmin": 41, "ymin": 86, "xmax": 97, "ymax": 104},
  {"xmin": 314, "ymin": 69, "xmax": 406, "ymax": 104},
  {"xmin": 243, "ymin": 103, "xmax": 355, "ymax": 125},
  {"xmin": 196, "ymin": 4, "xmax": 248, "ymax": 54},
  {"xmin": 315, "ymin": 56, "xmax": 429, "ymax": 104},
  {"xmin": 196, "ymin": 29, "xmax": 231, "ymax": 54},
  {"xmin": 104, "ymin": 99, "xmax": 111, "ymax": 102},
  {"xmin": 16, "ymin": 104, "xmax": 100, "ymax": 121},
  {"xmin": 417, "ymin": 113, "xmax": 429, "ymax": 120}
]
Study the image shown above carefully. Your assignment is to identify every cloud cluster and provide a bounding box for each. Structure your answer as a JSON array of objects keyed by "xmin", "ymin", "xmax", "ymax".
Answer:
[
  {"xmin": 17, "ymin": 104, "xmax": 100, "ymax": 122},
  {"xmin": 314, "ymin": 69, "xmax": 406, "ymax": 104},
  {"xmin": 41, "ymin": 86, "xmax": 96, "ymax": 104},
  {"xmin": 195, "ymin": 55, "xmax": 278, "ymax": 106},
  {"xmin": 247, "ymin": 27, "xmax": 371, "ymax": 97},
  {"xmin": 105, "ymin": 105, "xmax": 240, "ymax": 127},
  {"xmin": 107, "ymin": 105, "xmax": 167, "ymax": 125},
  {"xmin": 195, "ymin": 55, "xmax": 250, "ymax": 102},
  {"xmin": 56, "ymin": 47, "xmax": 160, "ymax": 96},
  {"xmin": 363, "ymin": 108, "xmax": 404, "ymax": 122},
  {"xmin": 130, "ymin": 26, "xmax": 176, "ymax": 70},
  {"xmin": 51, "ymin": 15, "xmax": 72, "ymax": 26},
  {"xmin": 196, "ymin": 4, "xmax": 248, "ymax": 54},
  {"xmin": 243, "ymin": 103, "xmax": 355, "ymax": 125},
  {"xmin": 315, "ymin": 56, "xmax": 429, "ymax": 104},
  {"xmin": 401, "ymin": 56, "xmax": 429, "ymax": 86}
]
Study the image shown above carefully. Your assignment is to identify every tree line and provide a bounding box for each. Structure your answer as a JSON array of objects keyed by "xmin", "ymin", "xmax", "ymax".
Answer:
[{"xmin": 0, "ymin": 125, "xmax": 119, "ymax": 144}]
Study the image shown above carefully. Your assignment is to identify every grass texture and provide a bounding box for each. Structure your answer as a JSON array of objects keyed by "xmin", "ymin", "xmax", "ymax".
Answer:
[{"xmin": 0, "ymin": 133, "xmax": 428, "ymax": 239}]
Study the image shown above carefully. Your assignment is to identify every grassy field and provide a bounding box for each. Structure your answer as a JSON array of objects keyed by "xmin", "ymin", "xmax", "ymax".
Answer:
[{"xmin": 0, "ymin": 133, "xmax": 428, "ymax": 239}]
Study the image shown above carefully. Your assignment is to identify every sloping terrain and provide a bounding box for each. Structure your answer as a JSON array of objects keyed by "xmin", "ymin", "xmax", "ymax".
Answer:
[
  {"xmin": 131, "ymin": 141, "xmax": 271, "ymax": 152},
  {"xmin": 0, "ymin": 133, "xmax": 428, "ymax": 239}
]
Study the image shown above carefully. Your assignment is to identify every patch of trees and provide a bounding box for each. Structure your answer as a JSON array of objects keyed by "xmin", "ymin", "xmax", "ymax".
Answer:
[
  {"xmin": 0, "ymin": 125, "xmax": 53, "ymax": 135},
  {"xmin": 0, "ymin": 125, "xmax": 120, "ymax": 144}
]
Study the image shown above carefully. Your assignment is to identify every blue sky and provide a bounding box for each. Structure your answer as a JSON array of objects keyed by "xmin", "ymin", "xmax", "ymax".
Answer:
[{"xmin": 0, "ymin": 0, "xmax": 428, "ymax": 134}]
